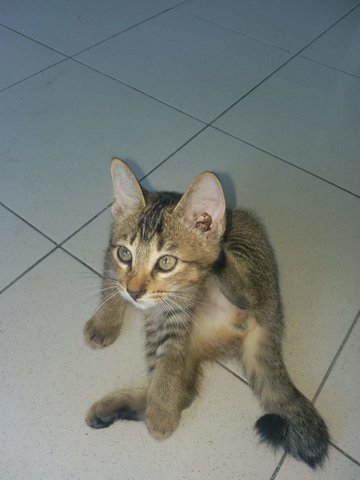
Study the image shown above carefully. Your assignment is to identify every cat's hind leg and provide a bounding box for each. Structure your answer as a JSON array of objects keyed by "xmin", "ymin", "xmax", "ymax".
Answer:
[
  {"xmin": 86, "ymin": 387, "xmax": 148, "ymax": 428},
  {"xmin": 237, "ymin": 318, "xmax": 329, "ymax": 469}
]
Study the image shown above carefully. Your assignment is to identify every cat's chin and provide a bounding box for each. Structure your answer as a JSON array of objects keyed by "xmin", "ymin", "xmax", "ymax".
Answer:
[
  {"xmin": 131, "ymin": 301, "xmax": 155, "ymax": 311},
  {"xmin": 120, "ymin": 293, "xmax": 157, "ymax": 311}
]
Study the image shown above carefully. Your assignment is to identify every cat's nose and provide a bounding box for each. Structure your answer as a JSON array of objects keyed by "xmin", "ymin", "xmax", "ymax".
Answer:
[{"xmin": 127, "ymin": 289, "xmax": 145, "ymax": 301}]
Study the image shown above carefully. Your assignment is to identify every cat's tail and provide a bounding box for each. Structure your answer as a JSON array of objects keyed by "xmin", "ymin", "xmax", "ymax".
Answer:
[
  {"xmin": 86, "ymin": 387, "xmax": 148, "ymax": 429},
  {"xmin": 241, "ymin": 323, "xmax": 329, "ymax": 469}
]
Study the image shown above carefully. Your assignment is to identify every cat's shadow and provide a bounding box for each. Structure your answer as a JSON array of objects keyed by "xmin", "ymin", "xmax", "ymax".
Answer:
[{"xmin": 122, "ymin": 159, "xmax": 237, "ymax": 209}]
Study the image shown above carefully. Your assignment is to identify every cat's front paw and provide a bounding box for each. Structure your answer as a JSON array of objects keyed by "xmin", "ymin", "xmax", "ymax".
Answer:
[
  {"xmin": 145, "ymin": 403, "xmax": 180, "ymax": 440},
  {"xmin": 84, "ymin": 315, "xmax": 122, "ymax": 349}
]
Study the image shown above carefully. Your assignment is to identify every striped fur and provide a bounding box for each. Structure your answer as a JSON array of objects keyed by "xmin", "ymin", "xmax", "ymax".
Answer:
[{"xmin": 84, "ymin": 159, "xmax": 329, "ymax": 467}]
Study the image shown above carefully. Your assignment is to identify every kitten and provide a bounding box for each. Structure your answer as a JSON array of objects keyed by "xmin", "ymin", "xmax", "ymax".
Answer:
[{"xmin": 84, "ymin": 158, "xmax": 329, "ymax": 468}]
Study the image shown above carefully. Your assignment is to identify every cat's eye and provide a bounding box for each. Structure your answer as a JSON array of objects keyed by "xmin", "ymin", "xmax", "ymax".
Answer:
[
  {"xmin": 117, "ymin": 246, "xmax": 132, "ymax": 263},
  {"xmin": 156, "ymin": 255, "xmax": 177, "ymax": 272}
]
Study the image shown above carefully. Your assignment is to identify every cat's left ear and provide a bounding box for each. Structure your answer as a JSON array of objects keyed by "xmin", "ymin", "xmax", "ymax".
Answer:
[
  {"xmin": 175, "ymin": 172, "xmax": 226, "ymax": 239},
  {"xmin": 111, "ymin": 158, "xmax": 145, "ymax": 218}
]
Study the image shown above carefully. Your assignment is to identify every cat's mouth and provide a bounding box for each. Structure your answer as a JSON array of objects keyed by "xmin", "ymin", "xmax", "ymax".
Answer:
[{"xmin": 119, "ymin": 288, "xmax": 159, "ymax": 310}]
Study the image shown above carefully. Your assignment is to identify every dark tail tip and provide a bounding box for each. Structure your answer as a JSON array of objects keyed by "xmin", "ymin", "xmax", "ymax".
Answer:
[
  {"xmin": 255, "ymin": 414, "xmax": 288, "ymax": 450},
  {"xmin": 255, "ymin": 413, "xmax": 329, "ymax": 469}
]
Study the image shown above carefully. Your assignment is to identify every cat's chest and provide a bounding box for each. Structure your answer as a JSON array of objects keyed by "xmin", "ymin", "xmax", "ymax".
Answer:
[
  {"xmin": 192, "ymin": 276, "xmax": 242, "ymax": 339},
  {"xmin": 188, "ymin": 279, "xmax": 247, "ymax": 350}
]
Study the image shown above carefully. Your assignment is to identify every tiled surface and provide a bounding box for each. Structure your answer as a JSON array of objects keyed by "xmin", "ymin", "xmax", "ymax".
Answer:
[
  {"xmin": 76, "ymin": 10, "xmax": 290, "ymax": 122},
  {"xmin": 0, "ymin": 60, "xmax": 202, "ymax": 242},
  {"xmin": 0, "ymin": 205, "xmax": 55, "ymax": 291},
  {"xmin": 302, "ymin": 7, "xmax": 360, "ymax": 77},
  {"xmin": 0, "ymin": 26, "xmax": 64, "ymax": 91},
  {"xmin": 179, "ymin": 0, "xmax": 351, "ymax": 52},
  {"xmin": 215, "ymin": 57, "xmax": 360, "ymax": 196},
  {"xmin": 277, "ymin": 446, "xmax": 360, "ymax": 479},
  {"xmin": 1, "ymin": 1, "xmax": 360, "ymax": 479},
  {"xmin": 316, "ymin": 316, "xmax": 360, "ymax": 460},
  {"xmin": 0, "ymin": 0, "xmax": 165, "ymax": 56}
]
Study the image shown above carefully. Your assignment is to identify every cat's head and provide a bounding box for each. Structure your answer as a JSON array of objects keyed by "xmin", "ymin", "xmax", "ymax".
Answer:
[{"xmin": 108, "ymin": 159, "xmax": 226, "ymax": 310}]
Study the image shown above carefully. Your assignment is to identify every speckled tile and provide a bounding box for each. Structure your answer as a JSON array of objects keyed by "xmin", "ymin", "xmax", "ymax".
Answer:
[
  {"xmin": 63, "ymin": 127, "xmax": 360, "ymax": 404},
  {"xmin": 0, "ymin": 205, "xmax": 55, "ymax": 291},
  {"xmin": 64, "ymin": 209, "xmax": 113, "ymax": 274},
  {"xmin": 302, "ymin": 7, "xmax": 360, "ymax": 78},
  {"xmin": 0, "ymin": 26, "xmax": 64, "ymax": 91},
  {"xmin": 179, "ymin": 0, "xmax": 349, "ymax": 52},
  {"xmin": 276, "ymin": 445, "xmax": 360, "ymax": 479},
  {"xmin": 76, "ymin": 9, "xmax": 290, "ymax": 122},
  {"xmin": 215, "ymin": 57, "xmax": 360, "ymax": 196},
  {"xmin": 0, "ymin": 60, "xmax": 202, "ymax": 243},
  {"xmin": 0, "ymin": 249, "xmax": 282, "ymax": 479},
  {"xmin": 315, "ymin": 316, "xmax": 360, "ymax": 461},
  {"xmin": 0, "ymin": 0, "xmax": 165, "ymax": 56}
]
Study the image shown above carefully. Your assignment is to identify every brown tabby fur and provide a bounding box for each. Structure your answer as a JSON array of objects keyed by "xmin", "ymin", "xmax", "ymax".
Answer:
[{"xmin": 84, "ymin": 159, "xmax": 329, "ymax": 468}]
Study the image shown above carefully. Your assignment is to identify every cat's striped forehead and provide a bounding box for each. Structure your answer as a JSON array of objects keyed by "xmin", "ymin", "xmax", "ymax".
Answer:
[
  {"xmin": 112, "ymin": 192, "xmax": 182, "ymax": 266},
  {"xmin": 137, "ymin": 194, "xmax": 177, "ymax": 243}
]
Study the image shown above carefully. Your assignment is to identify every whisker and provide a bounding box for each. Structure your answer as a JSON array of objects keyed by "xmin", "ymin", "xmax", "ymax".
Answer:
[{"xmin": 91, "ymin": 289, "xmax": 119, "ymax": 315}]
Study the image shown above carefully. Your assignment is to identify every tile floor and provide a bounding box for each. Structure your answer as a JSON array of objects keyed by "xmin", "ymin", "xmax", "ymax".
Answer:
[{"xmin": 1, "ymin": 1, "xmax": 359, "ymax": 479}]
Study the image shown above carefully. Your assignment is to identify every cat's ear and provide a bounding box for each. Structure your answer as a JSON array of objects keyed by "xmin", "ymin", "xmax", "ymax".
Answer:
[
  {"xmin": 111, "ymin": 158, "xmax": 145, "ymax": 218},
  {"xmin": 175, "ymin": 172, "xmax": 226, "ymax": 238}
]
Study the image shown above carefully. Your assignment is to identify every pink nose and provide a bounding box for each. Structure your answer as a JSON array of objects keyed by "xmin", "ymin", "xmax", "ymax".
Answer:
[{"xmin": 127, "ymin": 289, "xmax": 145, "ymax": 301}]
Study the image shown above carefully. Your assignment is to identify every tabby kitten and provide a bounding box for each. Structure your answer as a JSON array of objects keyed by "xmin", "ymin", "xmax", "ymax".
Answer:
[{"xmin": 84, "ymin": 158, "xmax": 329, "ymax": 468}]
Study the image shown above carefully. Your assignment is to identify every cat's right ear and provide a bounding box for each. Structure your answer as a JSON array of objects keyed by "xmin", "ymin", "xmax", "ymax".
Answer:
[{"xmin": 111, "ymin": 159, "xmax": 145, "ymax": 218}]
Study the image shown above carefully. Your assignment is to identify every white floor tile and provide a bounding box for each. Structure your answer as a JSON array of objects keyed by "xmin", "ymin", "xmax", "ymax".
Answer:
[
  {"xmin": 0, "ymin": 205, "xmax": 54, "ymax": 291},
  {"xmin": 0, "ymin": 249, "xmax": 282, "ymax": 479},
  {"xmin": 0, "ymin": 26, "xmax": 64, "ymax": 91},
  {"xmin": 179, "ymin": 0, "xmax": 349, "ymax": 52},
  {"xmin": 0, "ymin": 0, "xmax": 165, "ymax": 56},
  {"xmin": 64, "ymin": 209, "xmax": 113, "ymax": 274},
  {"xmin": 276, "ymin": 446, "xmax": 360, "ymax": 479},
  {"xmin": 154, "ymin": 0, "xmax": 186, "ymax": 6},
  {"xmin": 327, "ymin": 0, "xmax": 360, "ymax": 6},
  {"xmin": 0, "ymin": 60, "xmax": 202, "ymax": 242},
  {"xmin": 215, "ymin": 57, "xmax": 360, "ymax": 196},
  {"xmin": 303, "ymin": 7, "xmax": 360, "ymax": 78},
  {"xmin": 76, "ymin": 10, "xmax": 290, "ymax": 122},
  {"xmin": 315, "ymin": 317, "xmax": 360, "ymax": 460}
]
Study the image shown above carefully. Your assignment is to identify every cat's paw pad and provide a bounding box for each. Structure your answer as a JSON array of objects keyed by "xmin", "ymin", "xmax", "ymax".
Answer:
[
  {"xmin": 84, "ymin": 316, "xmax": 121, "ymax": 349},
  {"xmin": 145, "ymin": 405, "xmax": 179, "ymax": 440},
  {"xmin": 86, "ymin": 402, "xmax": 117, "ymax": 429}
]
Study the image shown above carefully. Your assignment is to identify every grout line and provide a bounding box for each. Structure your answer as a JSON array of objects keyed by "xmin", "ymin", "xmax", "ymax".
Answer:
[
  {"xmin": 269, "ymin": 453, "xmax": 287, "ymax": 480},
  {"xmin": 0, "ymin": 58, "xmax": 68, "ymax": 94},
  {"xmin": 299, "ymin": 54, "xmax": 360, "ymax": 81},
  {"xmin": 0, "ymin": 247, "xmax": 58, "ymax": 295},
  {"xmin": 0, "ymin": 22, "xmax": 67, "ymax": 56},
  {"xmin": 207, "ymin": 2, "xmax": 360, "ymax": 127},
  {"xmin": 71, "ymin": 58, "xmax": 207, "ymax": 125},
  {"xmin": 216, "ymin": 360, "xmax": 249, "ymax": 386},
  {"xmin": 211, "ymin": 127, "xmax": 360, "ymax": 199},
  {"xmin": 173, "ymin": 8, "xmax": 292, "ymax": 55},
  {"xmin": 60, "ymin": 247, "xmax": 103, "ymax": 278},
  {"xmin": 69, "ymin": 6, "xmax": 173, "ymax": 58},
  {"xmin": 59, "ymin": 203, "xmax": 112, "ymax": 246},
  {"xmin": 311, "ymin": 310, "xmax": 360, "ymax": 404},
  {"xmin": 330, "ymin": 441, "xmax": 360, "ymax": 467},
  {"xmin": 139, "ymin": 124, "xmax": 209, "ymax": 179},
  {"xmin": 0, "ymin": 201, "xmax": 58, "ymax": 245}
]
